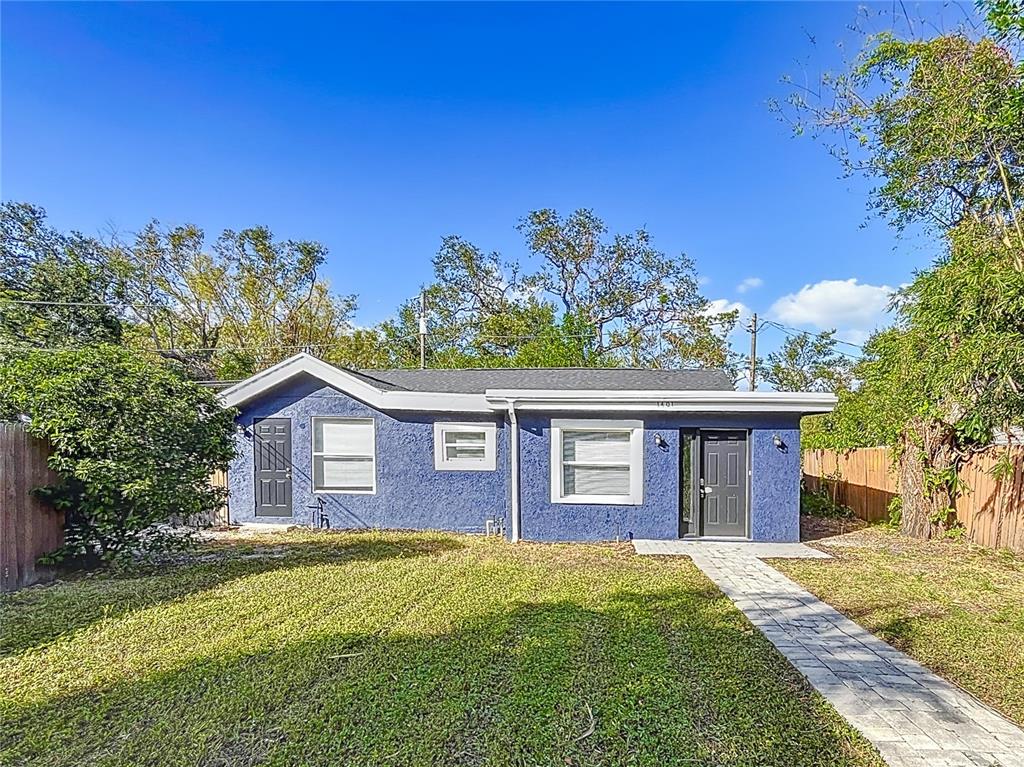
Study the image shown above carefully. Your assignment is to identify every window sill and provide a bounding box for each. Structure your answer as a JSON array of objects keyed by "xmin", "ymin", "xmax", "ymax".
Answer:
[
  {"xmin": 312, "ymin": 488, "xmax": 376, "ymax": 495},
  {"xmin": 552, "ymin": 494, "xmax": 642, "ymax": 506}
]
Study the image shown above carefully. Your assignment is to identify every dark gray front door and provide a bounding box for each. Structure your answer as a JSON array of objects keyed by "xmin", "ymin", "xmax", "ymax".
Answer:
[
  {"xmin": 254, "ymin": 418, "xmax": 292, "ymax": 517},
  {"xmin": 700, "ymin": 430, "xmax": 748, "ymax": 537}
]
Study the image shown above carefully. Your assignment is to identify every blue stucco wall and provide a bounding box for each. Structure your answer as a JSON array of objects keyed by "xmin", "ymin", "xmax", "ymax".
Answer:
[
  {"xmin": 517, "ymin": 412, "xmax": 802, "ymax": 543},
  {"xmin": 227, "ymin": 375, "xmax": 508, "ymax": 533},
  {"xmin": 227, "ymin": 376, "xmax": 802, "ymax": 542},
  {"xmin": 750, "ymin": 426, "xmax": 801, "ymax": 542}
]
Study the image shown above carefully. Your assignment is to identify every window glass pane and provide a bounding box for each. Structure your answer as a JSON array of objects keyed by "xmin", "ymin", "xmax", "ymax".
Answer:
[
  {"xmin": 435, "ymin": 424, "xmax": 495, "ymax": 470},
  {"xmin": 563, "ymin": 464, "xmax": 630, "ymax": 496},
  {"xmin": 680, "ymin": 431, "xmax": 695, "ymax": 526},
  {"xmin": 562, "ymin": 430, "xmax": 630, "ymax": 464},
  {"xmin": 315, "ymin": 420, "xmax": 373, "ymax": 454},
  {"xmin": 446, "ymin": 445, "xmax": 486, "ymax": 461},
  {"xmin": 315, "ymin": 456, "xmax": 373, "ymax": 490},
  {"xmin": 444, "ymin": 431, "xmax": 486, "ymax": 447}
]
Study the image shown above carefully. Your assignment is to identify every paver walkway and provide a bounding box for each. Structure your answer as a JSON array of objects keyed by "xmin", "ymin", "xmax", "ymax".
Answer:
[{"xmin": 633, "ymin": 539, "xmax": 1024, "ymax": 767}]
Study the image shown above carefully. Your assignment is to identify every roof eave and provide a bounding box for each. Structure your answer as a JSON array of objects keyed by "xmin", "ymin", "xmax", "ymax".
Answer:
[
  {"xmin": 219, "ymin": 353, "xmax": 494, "ymax": 413},
  {"xmin": 219, "ymin": 354, "xmax": 836, "ymax": 415},
  {"xmin": 484, "ymin": 389, "xmax": 837, "ymax": 414}
]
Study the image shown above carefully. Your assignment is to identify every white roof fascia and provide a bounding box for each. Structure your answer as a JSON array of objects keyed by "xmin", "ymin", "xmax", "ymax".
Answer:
[
  {"xmin": 482, "ymin": 389, "xmax": 836, "ymax": 414},
  {"xmin": 219, "ymin": 354, "xmax": 836, "ymax": 415},
  {"xmin": 219, "ymin": 353, "xmax": 493, "ymax": 413}
]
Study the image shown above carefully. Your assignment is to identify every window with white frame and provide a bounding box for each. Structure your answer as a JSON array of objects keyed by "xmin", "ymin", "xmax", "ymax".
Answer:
[
  {"xmin": 550, "ymin": 419, "xmax": 644, "ymax": 504},
  {"xmin": 312, "ymin": 417, "xmax": 376, "ymax": 493},
  {"xmin": 434, "ymin": 422, "xmax": 497, "ymax": 471}
]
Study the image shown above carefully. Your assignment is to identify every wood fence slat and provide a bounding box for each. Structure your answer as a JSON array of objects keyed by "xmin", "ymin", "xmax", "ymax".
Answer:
[
  {"xmin": 168, "ymin": 468, "xmax": 229, "ymax": 528},
  {"xmin": 803, "ymin": 445, "xmax": 1024, "ymax": 553},
  {"xmin": 1007, "ymin": 458, "xmax": 1024, "ymax": 552},
  {"xmin": 0, "ymin": 423, "xmax": 64, "ymax": 592}
]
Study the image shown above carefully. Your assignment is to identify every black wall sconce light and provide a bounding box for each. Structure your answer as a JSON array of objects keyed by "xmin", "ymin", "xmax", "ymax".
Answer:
[
  {"xmin": 772, "ymin": 433, "xmax": 789, "ymax": 453},
  {"xmin": 654, "ymin": 433, "xmax": 669, "ymax": 451}
]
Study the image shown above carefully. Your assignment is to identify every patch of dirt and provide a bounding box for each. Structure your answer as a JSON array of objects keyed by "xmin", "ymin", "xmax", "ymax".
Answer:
[
  {"xmin": 799, "ymin": 514, "xmax": 870, "ymax": 543},
  {"xmin": 802, "ymin": 522, "xmax": 1024, "ymax": 569}
]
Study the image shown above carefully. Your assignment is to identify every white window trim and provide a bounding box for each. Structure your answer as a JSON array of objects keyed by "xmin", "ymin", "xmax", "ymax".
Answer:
[
  {"xmin": 310, "ymin": 416, "xmax": 377, "ymax": 495},
  {"xmin": 433, "ymin": 422, "xmax": 497, "ymax": 471},
  {"xmin": 550, "ymin": 418, "xmax": 644, "ymax": 505}
]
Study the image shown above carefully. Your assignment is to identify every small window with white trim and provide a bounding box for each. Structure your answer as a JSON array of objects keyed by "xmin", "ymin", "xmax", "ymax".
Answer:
[
  {"xmin": 434, "ymin": 422, "xmax": 497, "ymax": 471},
  {"xmin": 550, "ymin": 419, "xmax": 644, "ymax": 504},
  {"xmin": 312, "ymin": 417, "xmax": 376, "ymax": 493}
]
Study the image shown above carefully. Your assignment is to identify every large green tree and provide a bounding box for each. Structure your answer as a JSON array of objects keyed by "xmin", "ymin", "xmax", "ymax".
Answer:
[
  {"xmin": 1, "ymin": 206, "xmax": 365, "ymax": 380},
  {"xmin": 382, "ymin": 209, "xmax": 738, "ymax": 371},
  {"xmin": 118, "ymin": 222, "xmax": 358, "ymax": 380},
  {"xmin": 784, "ymin": 3, "xmax": 1024, "ymax": 538},
  {"xmin": 0, "ymin": 202, "xmax": 125, "ymax": 347},
  {"xmin": 763, "ymin": 330, "xmax": 854, "ymax": 393}
]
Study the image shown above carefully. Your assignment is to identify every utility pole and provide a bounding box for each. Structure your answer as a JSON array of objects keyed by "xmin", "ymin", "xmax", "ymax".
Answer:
[
  {"xmin": 418, "ymin": 290, "xmax": 427, "ymax": 369},
  {"xmin": 748, "ymin": 312, "xmax": 758, "ymax": 391}
]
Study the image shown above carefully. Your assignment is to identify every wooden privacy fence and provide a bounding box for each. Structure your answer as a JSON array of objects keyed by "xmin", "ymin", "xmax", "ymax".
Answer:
[
  {"xmin": 0, "ymin": 422, "xmax": 64, "ymax": 592},
  {"xmin": 803, "ymin": 446, "xmax": 1024, "ymax": 553},
  {"xmin": 170, "ymin": 468, "xmax": 230, "ymax": 528}
]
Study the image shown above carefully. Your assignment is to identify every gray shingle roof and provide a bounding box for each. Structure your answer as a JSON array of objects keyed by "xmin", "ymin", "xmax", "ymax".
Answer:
[{"xmin": 346, "ymin": 367, "xmax": 734, "ymax": 393}]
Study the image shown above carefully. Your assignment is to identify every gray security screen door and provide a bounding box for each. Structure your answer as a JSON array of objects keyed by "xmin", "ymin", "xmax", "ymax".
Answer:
[
  {"xmin": 699, "ymin": 430, "xmax": 748, "ymax": 537},
  {"xmin": 253, "ymin": 418, "xmax": 292, "ymax": 517}
]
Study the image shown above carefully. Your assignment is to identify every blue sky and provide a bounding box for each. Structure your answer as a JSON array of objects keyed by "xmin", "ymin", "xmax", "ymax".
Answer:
[{"xmin": 2, "ymin": 1, "xmax": 955, "ymax": 366}]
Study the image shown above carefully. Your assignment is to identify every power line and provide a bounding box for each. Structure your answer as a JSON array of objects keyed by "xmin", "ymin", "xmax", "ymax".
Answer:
[
  {"xmin": 760, "ymin": 321, "xmax": 865, "ymax": 360},
  {"xmin": 0, "ymin": 339, "xmax": 414, "ymax": 355},
  {"xmin": 2, "ymin": 298, "xmax": 743, "ymax": 327},
  {"xmin": 0, "ymin": 298, "xmax": 165, "ymax": 310},
  {"xmin": 0, "ymin": 331, "xmax": 600, "ymax": 355},
  {"xmin": 763, "ymin": 320, "xmax": 866, "ymax": 350},
  {"xmin": 0, "ymin": 308, "xmax": 867, "ymax": 358},
  {"xmin": 2, "ymin": 297, "xmax": 752, "ymax": 358}
]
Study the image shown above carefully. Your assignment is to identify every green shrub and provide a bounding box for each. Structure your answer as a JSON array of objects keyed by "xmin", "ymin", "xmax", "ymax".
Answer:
[
  {"xmin": 886, "ymin": 496, "xmax": 903, "ymax": 529},
  {"xmin": 0, "ymin": 346, "xmax": 236, "ymax": 564},
  {"xmin": 799, "ymin": 486, "xmax": 854, "ymax": 519}
]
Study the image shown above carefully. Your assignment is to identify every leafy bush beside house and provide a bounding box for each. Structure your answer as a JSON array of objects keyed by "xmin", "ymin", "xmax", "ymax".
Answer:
[
  {"xmin": 800, "ymin": 485, "xmax": 854, "ymax": 520},
  {"xmin": 0, "ymin": 346, "xmax": 236, "ymax": 564}
]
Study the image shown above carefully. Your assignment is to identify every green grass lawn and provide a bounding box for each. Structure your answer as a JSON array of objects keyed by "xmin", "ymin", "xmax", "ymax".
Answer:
[
  {"xmin": 1, "ymin": 530, "xmax": 882, "ymax": 767},
  {"xmin": 775, "ymin": 526, "xmax": 1024, "ymax": 726}
]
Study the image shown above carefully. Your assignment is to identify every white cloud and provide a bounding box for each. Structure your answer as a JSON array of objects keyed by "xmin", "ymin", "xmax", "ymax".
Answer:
[
  {"xmin": 769, "ymin": 278, "xmax": 893, "ymax": 330},
  {"xmin": 736, "ymin": 277, "xmax": 763, "ymax": 294},
  {"xmin": 704, "ymin": 298, "xmax": 750, "ymax": 320},
  {"xmin": 835, "ymin": 328, "xmax": 871, "ymax": 347},
  {"xmin": 703, "ymin": 299, "xmax": 752, "ymax": 345}
]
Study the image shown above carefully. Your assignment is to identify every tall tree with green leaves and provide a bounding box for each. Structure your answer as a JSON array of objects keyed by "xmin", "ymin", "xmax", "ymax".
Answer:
[
  {"xmin": 383, "ymin": 209, "xmax": 737, "ymax": 371},
  {"xmin": 763, "ymin": 330, "xmax": 854, "ymax": 393},
  {"xmin": 781, "ymin": 2, "xmax": 1024, "ymax": 539},
  {"xmin": 0, "ymin": 203, "xmax": 125, "ymax": 348},
  {"xmin": 117, "ymin": 221, "xmax": 358, "ymax": 380},
  {"xmin": 1, "ymin": 206, "xmax": 365, "ymax": 379}
]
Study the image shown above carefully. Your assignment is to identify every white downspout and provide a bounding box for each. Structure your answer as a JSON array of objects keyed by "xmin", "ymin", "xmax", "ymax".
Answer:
[{"xmin": 507, "ymin": 399, "xmax": 521, "ymax": 543}]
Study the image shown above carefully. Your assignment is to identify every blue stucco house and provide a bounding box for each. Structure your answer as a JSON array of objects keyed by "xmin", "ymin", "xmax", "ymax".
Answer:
[{"xmin": 220, "ymin": 353, "xmax": 835, "ymax": 542}]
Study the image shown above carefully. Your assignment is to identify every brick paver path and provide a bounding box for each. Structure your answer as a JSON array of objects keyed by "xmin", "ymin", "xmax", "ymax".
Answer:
[{"xmin": 634, "ymin": 539, "xmax": 1024, "ymax": 767}]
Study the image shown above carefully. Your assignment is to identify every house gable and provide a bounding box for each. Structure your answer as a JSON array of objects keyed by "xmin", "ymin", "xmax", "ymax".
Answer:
[{"xmin": 220, "ymin": 353, "xmax": 493, "ymax": 413}]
